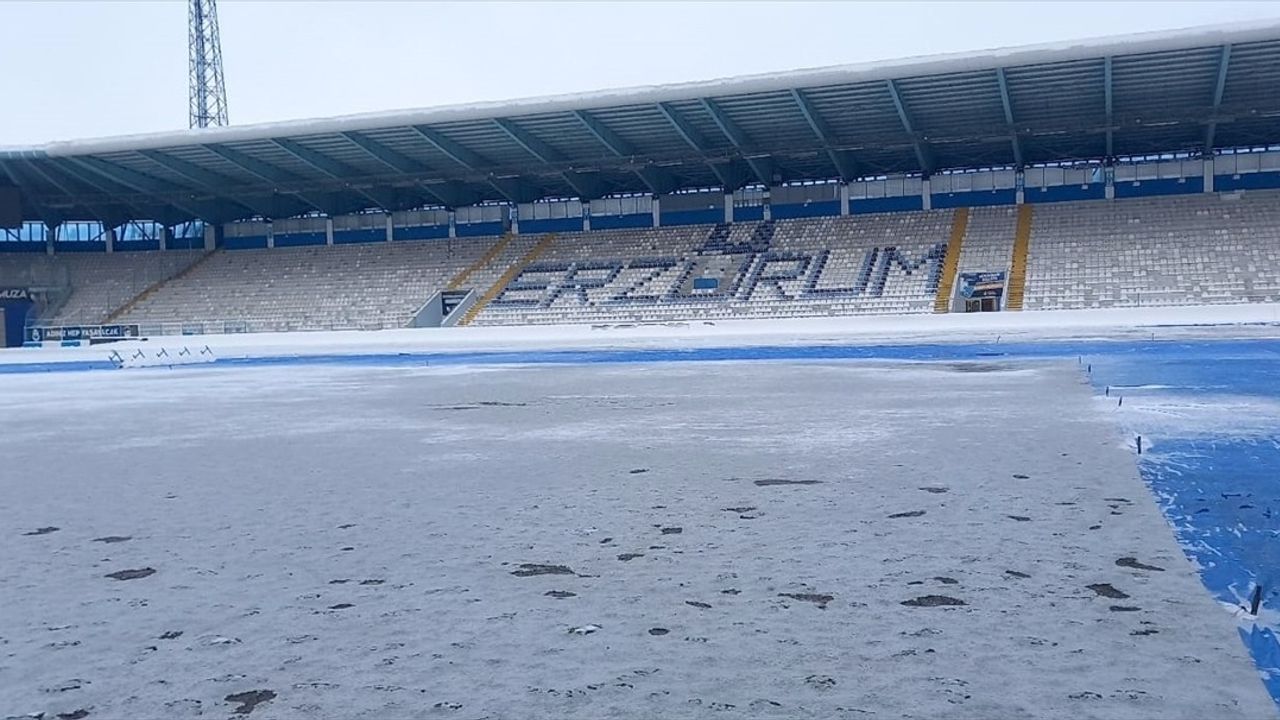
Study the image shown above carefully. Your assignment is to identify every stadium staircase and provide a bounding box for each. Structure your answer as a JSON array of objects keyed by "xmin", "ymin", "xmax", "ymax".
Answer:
[
  {"xmin": 457, "ymin": 234, "xmax": 556, "ymax": 326},
  {"xmin": 933, "ymin": 207, "xmax": 970, "ymax": 312},
  {"xmin": 105, "ymin": 248, "xmax": 220, "ymax": 324},
  {"xmin": 446, "ymin": 232, "xmax": 514, "ymax": 291},
  {"xmin": 1004, "ymin": 205, "xmax": 1034, "ymax": 310}
]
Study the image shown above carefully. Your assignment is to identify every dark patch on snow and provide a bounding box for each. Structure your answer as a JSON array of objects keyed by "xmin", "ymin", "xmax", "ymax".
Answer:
[
  {"xmin": 1088, "ymin": 524, "xmax": 1102, "ymax": 530},
  {"xmin": 599, "ymin": 537, "xmax": 613, "ymax": 544},
  {"xmin": 902, "ymin": 595, "xmax": 966, "ymax": 607},
  {"xmin": 1012, "ymin": 474, "xmax": 1030, "ymax": 480},
  {"xmin": 1007, "ymin": 515, "xmax": 1032, "ymax": 522},
  {"xmin": 722, "ymin": 506, "xmax": 756, "ymax": 513},
  {"xmin": 359, "ymin": 579, "xmax": 384, "ymax": 585},
  {"xmin": 805, "ymin": 674, "xmax": 837, "ymax": 690},
  {"xmin": 328, "ymin": 603, "xmax": 354, "ymax": 610},
  {"xmin": 57, "ymin": 711, "xmax": 89, "ymax": 720},
  {"xmin": 752, "ymin": 479, "xmax": 822, "ymax": 486},
  {"xmin": 225, "ymin": 689, "xmax": 276, "ymax": 715},
  {"xmin": 337, "ymin": 523, "xmax": 356, "ymax": 529},
  {"xmin": 340, "ymin": 547, "xmax": 355, "ymax": 552},
  {"xmin": 685, "ymin": 600, "xmax": 712, "ymax": 609},
  {"xmin": 888, "ymin": 510, "xmax": 926, "ymax": 519},
  {"xmin": 23, "ymin": 526, "xmax": 59, "ymax": 536},
  {"xmin": 1086, "ymin": 583, "xmax": 1130, "ymax": 599},
  {"xmin": 1109, "ymin": 605, "xmax": 1141, "ymax": 612},
  {"xmin": 159, "ymin": 630, "xmax": 183, "ymax": 640},
  {"xmin": 477, "ymin": 401, "xmax": 527, "ymax": 407},
  {"xmin": 329, "ymin": 579, "xmax": 350, "ymax": 584},
  {"xmin": 660, "ymin": 527, "xmax": 683, "ymax": 535},
  {"xmin": 617, "ymin": 553, "xmax": 644, "ymax": 562},
  {"xmin": 1116, "ymin": 557, "xmax": 1165, "ymax": 572},
  {"xmin": 648, "ymin": 627, "xmax": 669, "ymax": 636},
  {"xmin": 105, "ymin": 567, "xmax": 155, "ymax": 581},
  {"xmin": 628, "ymin": 468, "xmax": 649, "ymax": 474},
  {"xmin": 92, "ymin": 536, "xmax": 131, "ymax": 544},
  {"xmin": 511, "ymin": 563, "xmax": 575, "ymax": 576},
  {"xmin": 933, "ymin": 577, "xmax": 959, "ymax": 585},
  {"xmin": 721, "ymin": 588, "xmax": 740, "ymax": 595},
  {"xmin": 545, "ymin": 590, "xmax": 576, "ymax": 599},
  {"xmin": 1005, "ymin": 570, "xmax": 1031, "ymax": 579},
  {"xmin": 1131, "ymin": 628, "xmax": 1160, "ymax": 636},
  {"xmin": 433, "ymin": 701, "xmax": 463, "ymax": 710},
  {"xmin": 918, "ymin": 486, "xmax": 949, "ymax": 494},
  {"xmin": 1104, "ymin": 497, "xmax": 1132, "ymax": 503},
  {"xmin": 778, "ymin": 592, "xmax": 833, "ymax": 608}
]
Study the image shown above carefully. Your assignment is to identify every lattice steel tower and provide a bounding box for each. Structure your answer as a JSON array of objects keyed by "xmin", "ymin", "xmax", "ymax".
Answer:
[{"xmin": 188, "ymin": 0, "xmax": 229, "ymax": 128}]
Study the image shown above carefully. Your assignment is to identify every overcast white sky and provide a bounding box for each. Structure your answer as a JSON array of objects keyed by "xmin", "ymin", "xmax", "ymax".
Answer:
[{"xmin": 2, "ymin": 1, "xmax": 1279, "ymax": 145}]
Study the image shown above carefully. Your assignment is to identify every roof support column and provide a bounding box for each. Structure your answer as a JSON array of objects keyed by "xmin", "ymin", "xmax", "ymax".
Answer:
[
  {"xmin": 995, "ymin": 68, "xmax": 1023, "ymax": 168},
  {"xmin": 886, "ymin": 80, "xmax": 931, "ymax": 176},
  {"xmin": 1103, "ymin": 56, "xmax": 1114, "ymax": 160},
  {"xmin": 1205, "ymin": 44, "xmax": 1232, "ymax": 154},
  {"xmin": 325, "ymin": 217, "xmax": 334, "ymax": 245},
  {"xmin": 1203, "ymin": 156, "xmax": 1215, "ymax": 194},
  {"xmin": 921, "ymin": 178, "xmax": 932, "ymax": 211},
  {"xmin": 104, "ymin": 226, "xmax": 115, "ymax": 253}
]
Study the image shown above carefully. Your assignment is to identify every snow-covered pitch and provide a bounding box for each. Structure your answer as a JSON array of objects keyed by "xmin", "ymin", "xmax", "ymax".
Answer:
[{"xmin": 1, "ymin": 358, "xmax": 1274, "ymax": 719}]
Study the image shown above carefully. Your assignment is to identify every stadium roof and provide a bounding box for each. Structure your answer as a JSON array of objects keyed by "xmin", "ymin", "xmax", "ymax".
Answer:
[{"xmin": 3, "ymin": 20, "xmax": 1280, "ymax": 227}]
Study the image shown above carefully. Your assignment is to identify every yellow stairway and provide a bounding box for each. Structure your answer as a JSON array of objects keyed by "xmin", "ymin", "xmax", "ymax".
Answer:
[
  {"xmin": 1005, "ymin": 204, "xmax": 1034, "ymax": 311},
  {"xmin": 106, "ymin": 248, "xmax": 220, "ymax": 323},
  {"xmin": 456, "ymin": 234, "xmax": 555, "ymax": 326},
  {"xmin": 445, "ymin": 232, "xmax": 514, "ymax": 291},
  {"xmin": 933, "ymin": 207, "xmax": 970, "ymax": 313}
]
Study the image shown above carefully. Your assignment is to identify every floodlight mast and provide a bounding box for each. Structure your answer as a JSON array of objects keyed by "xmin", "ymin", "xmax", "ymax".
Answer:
[{"xmin": 189, "ymin": 0, "xmax": 229, "ymax": 128}]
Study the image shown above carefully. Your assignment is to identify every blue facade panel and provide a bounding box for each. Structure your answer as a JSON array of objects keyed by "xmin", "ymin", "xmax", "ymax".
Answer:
[
  {"xmin": 167, "ymin": 235, "xmax": 205, "ymax": 250},
  {"xmin": 223, "ymin": 235, "xmax": 268, "ymax": 250},
  {"xmin": 850, "ymin": 195, "xmax": 924, "ymax": 214},
  {"xmin": 520, "ymin": 217, "xmax": 583, "ymax": 234},
  {"xmin": 660, "ymin": 208, "xmax": 721, "ymax": 226},
  {"xmin": 770, "ymin": 200, "xmax": 841, "ymax": 219},
  {"xmin": 1215, "ymin": 172, "xmax": 1280, "ymax": 192},
  {"xmin": 1114, "ymin": 177, "xmax": 1203, "ymax": 199},
  {"xmin": 334, "ymin": 228, "xmax": 387, "ymax": 244},
  {"xmin": 1026, "ymin": 184, "xmax": 1107, "ymax": 203},
  {"xmin": 115, "ymin": 240, "xmax": 161, "ymax": 252},
  {"xmin": 733, "ymin": 205, "xmax": 766, "ymax": 222},
  {"xmin": 1, "ymin": 300, "xmax": 31, "ymax": 347},
  {"xmin": 54, "ymin": 241, "xmax": 107, "ymax": 253},
  {"xmin": 455, "ymin": 221, "xmax": 504, "ymax": 238},
  {"xmin": 273, "ymin": 231, "xmax": 326, "ymax": 248},
  {"xmin": 590, "ymin": 213, "xmax": 652, "ymax": 230},
  {"xmin": 930, "ymin": 189, "xmax": 1017, "ymax": 209},
  {"xmin": 393, "ymin": 224, "xmax": 450, "ymax": 241},
  {"xmin": 0, "ymin": 242, "xmax": 48, "ymax": 253}
]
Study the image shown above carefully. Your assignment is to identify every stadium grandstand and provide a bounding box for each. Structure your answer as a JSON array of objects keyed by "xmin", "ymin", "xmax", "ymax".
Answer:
[{"xmin": 2, "ymin": 20, "xmax": 1280, "ymax": 345}]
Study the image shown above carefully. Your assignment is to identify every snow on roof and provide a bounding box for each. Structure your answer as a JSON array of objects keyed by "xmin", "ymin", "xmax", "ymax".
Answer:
[{"xmin": 12, "ymin": 18, "xmax": 1280, "ymax": 157}]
